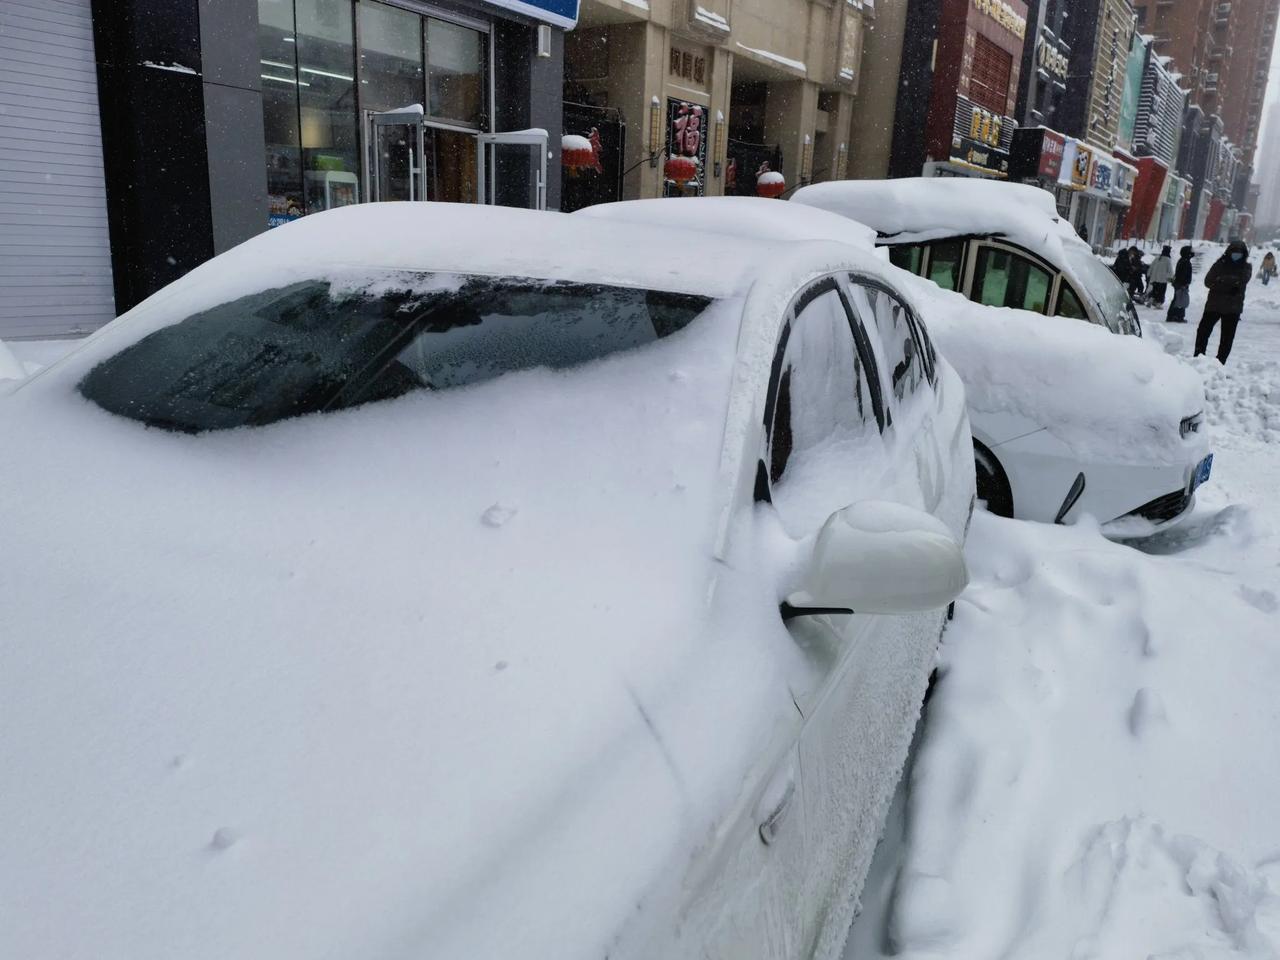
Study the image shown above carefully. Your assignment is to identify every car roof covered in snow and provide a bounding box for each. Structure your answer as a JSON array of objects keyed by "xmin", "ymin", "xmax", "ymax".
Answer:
[
  {"xmin": 156, "ymin": 201, "xmax": 777, "ymax": 305},
  {"xmin": 576, "ymin": 196, "xmax": 878, "ymax": 251},
  {"xmin": 792, "ymin": 177, "xmax": 1090, "ymax": 265}
]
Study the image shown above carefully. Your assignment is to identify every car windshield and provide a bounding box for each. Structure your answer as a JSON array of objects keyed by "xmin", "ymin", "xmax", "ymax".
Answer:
[
  {"xmin": 1062, "ymin": 247, "xmax": 1141, "ymax": 336},
  {"xmin": 79, "ymin": 273, "xmax": 712, "ymax": 433}
]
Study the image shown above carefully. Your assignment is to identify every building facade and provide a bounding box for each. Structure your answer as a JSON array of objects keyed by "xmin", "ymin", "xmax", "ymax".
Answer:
[
  {"xmin": 561, "ymin": 0, "xmax": 867, "ymax": 206},
  {"xmin": 891, "ymin": 0, "xmax": 1030, "ymax": 179},
  {"xmin": 0, "ymin": 0, "xmax": 573, "ymax": 340},
  {"xmin": 1014, "ymin": 0, "xmax": 1072, "ymax": 129}
]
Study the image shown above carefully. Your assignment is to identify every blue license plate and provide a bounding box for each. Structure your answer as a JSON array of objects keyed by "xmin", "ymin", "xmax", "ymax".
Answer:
[{"xmin": 1191, "ymin": 454, "xmax": 1213, "ymax": 492}]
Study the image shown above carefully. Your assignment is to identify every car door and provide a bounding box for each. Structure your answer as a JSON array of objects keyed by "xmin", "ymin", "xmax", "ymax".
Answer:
[
  {"xmin": 759, "ymin": 274, "xmax": 896, "ymax": 955},
  {"xmin": 784, "ymin": 278, "xmax": 951, "ymax": 956}
]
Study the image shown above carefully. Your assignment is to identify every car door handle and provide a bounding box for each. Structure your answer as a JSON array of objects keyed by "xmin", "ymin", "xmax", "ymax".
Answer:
[{"xmin": 758, "ymin": 776, "xmax": 797, "ymax": 846}]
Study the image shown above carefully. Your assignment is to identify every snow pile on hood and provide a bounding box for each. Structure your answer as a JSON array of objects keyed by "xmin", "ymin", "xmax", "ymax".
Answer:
[
  {"xmin": 792, "ymin": 178, "xmax": 1089, "ymax": 261},
  {"xmin": 848, "ymin": 504, "xmax": 1280, "ymax": 960},
  {"xmin": 898, "ymin": 276, "xmax": 1206, "ymax": 465},
  {"xmin": 0, "ymin": 297, "xmax": 806, "ymax": 959},
  {"xmin": 577, "ymin": 196, "xmax": 878, "ymax": 251}
]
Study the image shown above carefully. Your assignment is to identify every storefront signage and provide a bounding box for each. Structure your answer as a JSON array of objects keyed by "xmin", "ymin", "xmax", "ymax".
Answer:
[
  {"xmin": 1036, "ymin": 31, "xmax": 1068, "ymax": 79},
  {"xmin": 665, "ymin": 98, "xmax": 708, "ymax": 196},
  {"xmin": 1090, "ymin": 155, "xmax": 1113, "ymax": 194},
  {"xmin": 1111, "ymin": 159, "xmax": 1137, "ymax": 204},
  {"xmin": 1036, "ymin": 128, "xmax": 1066, "ymax": 179},
  {"xmin": 968, "ymin": 106, "xmax": 1004, "ymax": 148},
  {"xmin": 953, "ymin": 136, "xmax": 1010, "ymax": 176},
  {"xmin": 487, "ymin": 0, "xmax": 579, "ymax": 29},
  {"xmin": 669, "ymin": 45, "xmax": 708, "ymax": 86},
  {"xmin": 1069, "ymin": 143, "xmax": 1092, "ymax": 188},
  {"xmin": 973, "ymin": 0, "xmax": 1026, "ymax": 40}
]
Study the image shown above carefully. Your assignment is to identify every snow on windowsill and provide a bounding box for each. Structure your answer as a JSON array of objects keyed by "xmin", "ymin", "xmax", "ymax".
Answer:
[
  {"xmin": 141, "ymin": 61, "xmax": 198, "ymax": 76},
  {"xmin": 734, "ymin": 43, "xmax": 806, "ymax": 75},
  {"xmin": 694, "ymin": 6, "xmax": 730, "ymax": 31}
]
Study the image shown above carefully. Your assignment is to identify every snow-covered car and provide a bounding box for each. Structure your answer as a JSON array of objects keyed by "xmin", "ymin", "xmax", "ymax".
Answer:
[
  {"xmin": 793, "ymin": 177, "xmax": 1142, "ymax": 336},
  {"xmin": 585, "ymin": 197, "xmax": 1211, "ymax": 531},
  {"xmin": 0, "ymin": 203, "xmax": 974, "ymax": 960}
]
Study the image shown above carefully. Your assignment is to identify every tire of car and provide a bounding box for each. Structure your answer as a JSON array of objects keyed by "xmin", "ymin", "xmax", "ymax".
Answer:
[{"xmin": 973, "ymin": 440, "xmax": 1013, "ymax": 518}]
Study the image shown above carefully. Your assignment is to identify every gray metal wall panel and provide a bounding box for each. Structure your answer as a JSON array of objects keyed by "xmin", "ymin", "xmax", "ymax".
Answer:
[{"xmin": 0, "ymin": 0, "xmax": 116, "ymax": 339}]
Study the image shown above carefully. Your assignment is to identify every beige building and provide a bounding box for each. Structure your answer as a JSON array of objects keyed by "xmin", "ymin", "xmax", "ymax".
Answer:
[{"xmin": 563, "ymin": 0, "xmax": 868, "ymax": 203}]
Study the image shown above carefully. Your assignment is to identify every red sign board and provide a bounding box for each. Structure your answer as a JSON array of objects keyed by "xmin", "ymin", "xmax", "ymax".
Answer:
[{"xmin": 1037, "ymin": 129, "xmax": 1066, "ymax": 179}]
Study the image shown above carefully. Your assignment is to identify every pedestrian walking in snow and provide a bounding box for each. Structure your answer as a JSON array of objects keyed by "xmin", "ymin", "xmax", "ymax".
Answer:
[
  {"xmin": 1167, "ymin": 246, "xmax": 1194, "ymax": 323},
  {"xmin": 1125, "ymin": 247, "xmax": 1146, "ymax": 301},
  {"xmin": 1146, "ymin": 245, "xmax": 1174, "ymax": 306},
  {"xmin": 1112, "ymin": 247, "xmax": 1134, "ymax": 287},
  {"xmin": 1195, "ymin": 240, "xmax": 1252, "ymax": 364},
  {"xmin": 1260, "ymin": 251, "xmax": 1276, "ymax": 285}
]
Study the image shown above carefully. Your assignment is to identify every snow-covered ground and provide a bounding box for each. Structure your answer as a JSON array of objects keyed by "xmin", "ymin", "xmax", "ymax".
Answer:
[{"xmin": 847, "ymin": 245, "xmax": 1280, "ymax": 959}]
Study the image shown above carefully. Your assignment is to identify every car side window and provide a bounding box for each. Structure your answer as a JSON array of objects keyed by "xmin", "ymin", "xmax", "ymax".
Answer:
[
  {"xmin": 1055, "ymin": 283, "xmax": 1088, "ymax": 320},
  {"xmin": 926, "ymin": 240, "xmax": 965, "ymax": 291},
  {"xmin": 763, "ymin": 278, "xmax": 883, "ymax": 535},
  {"xmin": 972, "ymin": 245, "xmax": 1053, "ymax": 314},
  {"xmin": 847, "ymin": 282, "xmax": 929, "ymax": 409},
  {"xmin": 888, "ymin": 244, "xmax": 924, "ymax": 275}
]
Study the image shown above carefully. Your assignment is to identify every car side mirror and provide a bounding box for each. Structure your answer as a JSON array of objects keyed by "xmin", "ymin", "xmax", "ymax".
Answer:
[{"xmin": 783, "ymin": 501, "xmax": 968, "ymax": 618}]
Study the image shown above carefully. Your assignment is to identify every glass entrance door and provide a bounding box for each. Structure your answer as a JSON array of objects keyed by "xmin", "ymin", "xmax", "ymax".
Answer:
[
  {"xmin": 477, "ymin": 130, "xmax": 548, "ymax": 209},
  {"xmin": 368, "ymin": 110, "xmax": 426, "ymax": 202}
]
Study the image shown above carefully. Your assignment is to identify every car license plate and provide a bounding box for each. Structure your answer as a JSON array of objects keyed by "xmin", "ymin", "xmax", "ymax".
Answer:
[{"xmin": 1190, "ymin": 454, "xmax": 1213, "ymax": 492}]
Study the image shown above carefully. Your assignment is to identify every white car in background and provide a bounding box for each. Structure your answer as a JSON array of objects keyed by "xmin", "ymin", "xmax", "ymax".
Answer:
[
  {"xmin": 794, "ymin": 177, "xmax": 1142, "ymax": 336},
  {"xmin": 586, "ymin": 195, "xmax": 1211, "ymax": 532},
  {"xmin": 0, "ymin": 203, "xmax": 972, "ymax": 960}
]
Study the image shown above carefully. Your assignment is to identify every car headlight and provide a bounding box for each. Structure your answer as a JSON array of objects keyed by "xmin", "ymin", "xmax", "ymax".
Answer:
[{"xmin": 1180, "ymin": 412, "xmax": 1204, "ymax": 438}]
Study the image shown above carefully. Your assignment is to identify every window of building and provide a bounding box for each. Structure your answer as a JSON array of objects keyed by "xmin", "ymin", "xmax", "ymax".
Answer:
[
  {"xmin": 888, "ymin": 244, "xmax": 924, "ymax": 274},
  {"xmin": 970, "ymin": 34, "xmax": 1013, "ymax": 116}
]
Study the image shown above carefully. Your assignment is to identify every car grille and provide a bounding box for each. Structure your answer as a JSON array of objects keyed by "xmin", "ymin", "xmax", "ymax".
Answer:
[
  {"xmin": 1128, "ymin": 490, "xmax": 1192, "ymax": 523},
  {"xmin": 1180, "ymin": 412, "xmax": 1204, "ymax": 438}
]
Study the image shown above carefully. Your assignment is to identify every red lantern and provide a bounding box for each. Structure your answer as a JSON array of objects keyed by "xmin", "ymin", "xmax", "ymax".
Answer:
[
  {"xmin": 756, "ymin": 170, "xmax": 786, "ymax": 199},
  {"xmin": 561, "ymin": 134, "xmax": 596, "ymax": 176},
  {"xmin": 664, "ymin": 155, "xmax": 698, "ymax": 185}
]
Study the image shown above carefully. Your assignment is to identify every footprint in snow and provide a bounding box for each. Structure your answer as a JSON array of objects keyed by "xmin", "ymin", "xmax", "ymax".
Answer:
[
  {"xmin": 481, "ymin": 503, "xmax": 517, "ymax": 528},
  {"xmin": 1128, "ymin": 688, "xmax": 1168, "ymax": 737},
  {"xmin": 1239, "ymin": 585, "xmax": 1279, "ymax": 614}
]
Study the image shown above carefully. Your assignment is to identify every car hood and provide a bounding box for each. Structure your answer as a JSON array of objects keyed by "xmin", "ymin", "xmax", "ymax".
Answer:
[{"xmin": 0, "ymin": 309, "xmax": 799, "ymax": 959}]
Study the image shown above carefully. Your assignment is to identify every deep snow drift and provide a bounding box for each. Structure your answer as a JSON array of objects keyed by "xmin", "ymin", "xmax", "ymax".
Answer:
[{"xmin": 847, "ymin": 243, "xmax": 1280, "ymax": 959}]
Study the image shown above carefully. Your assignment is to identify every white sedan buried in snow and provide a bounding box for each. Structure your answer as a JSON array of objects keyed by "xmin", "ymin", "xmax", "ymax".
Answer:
[
  {"xmin": 725, "ymin": 183, "xmax": 1209, "ymax": 532},
  {"xmin": 0, "ymin": 203, "xmax": 973, "ymax": 960}
]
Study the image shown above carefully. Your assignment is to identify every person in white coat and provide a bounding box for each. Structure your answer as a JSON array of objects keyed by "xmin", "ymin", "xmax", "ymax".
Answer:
[{"xmin": 1146, "ymin": 245, "xmax": 1174, "ymax": 306}]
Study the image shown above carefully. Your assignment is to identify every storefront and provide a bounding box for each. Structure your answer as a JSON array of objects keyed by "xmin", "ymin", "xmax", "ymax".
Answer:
[
  {"xmin": 918, "ymin": 0, "xmax": 1028, "ymax": 179},
  {"xmin": 561, "ymin": 0, "xmax": 862, "ymax": 205},
  {"xmin": 79, "ymin": 0, "xmax": 569, "ymax": 320},
  {"xmin": 258, "ymin": 0, "xmax": 571, "ymax": 225}
]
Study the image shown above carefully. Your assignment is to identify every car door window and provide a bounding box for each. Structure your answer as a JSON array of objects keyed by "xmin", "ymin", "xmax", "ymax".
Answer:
[
  {"xmin": 972, "ymin": 245, "xmax": 1053, "ymax": 313},
  {"xmin": 765, "ymin": 278, "xmax": 883, "ymax": 537},
  {"xmin": 847, "ymin": 282, "xmax": 929, "ymax": 409},
  {"xmin": 888, "ymin": 244, "xmax": 924, "ymax": 274},
  {"xmin": 1055, "ymin": 282, "xmax": 1088, "ymax": 319},
  {"xmin": 926, "ymin": 240, "xmax": 965, "ymax": 291}
]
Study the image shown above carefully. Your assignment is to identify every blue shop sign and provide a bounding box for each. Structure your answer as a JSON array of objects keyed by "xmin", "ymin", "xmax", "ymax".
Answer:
[{"xmin": 487, "ymin": 0, "xmax": 579, "ymax": 28}]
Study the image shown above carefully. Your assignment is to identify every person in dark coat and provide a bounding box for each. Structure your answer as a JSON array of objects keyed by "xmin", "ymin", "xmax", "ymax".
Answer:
[
  {"xmin": 1167, "ymin": 245, "xmax": 1194, "ymax": 323},
  {"xmin": 1112, "ymin": 247, "xmax": 1133, "ymax": 285},
  {"xmin": 1195, "ymin": 240, "xmax": 1252, "ymax": 363},
  {"xmin": 1131, "ymin": 245, "xmax": 1152, "ymax": 299}
]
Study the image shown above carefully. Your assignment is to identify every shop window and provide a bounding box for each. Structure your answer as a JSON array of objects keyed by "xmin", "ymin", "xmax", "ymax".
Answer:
[
  {"xmin": 972, "ymin": 246, "xmax": 1053, "ymax": 314},
  {"xmin": 427, "ymin": 17, "xmax": 485, "ymax": 127},
  {"xmin": 358, "ymin": 1, "xmax": 424, "ymax": 112},
  {"xmin": 970, "ymin": 34, "xmax": 1013, "ymax": 117},
  {"xmin": 926, "ymin": 240, "xmax": 965, "ymax": 291},
  {"xmin": 258, "ymin": 0, "xmax": 360, "ymax": 226}
]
